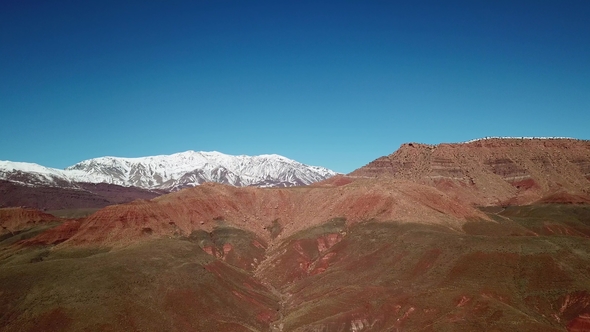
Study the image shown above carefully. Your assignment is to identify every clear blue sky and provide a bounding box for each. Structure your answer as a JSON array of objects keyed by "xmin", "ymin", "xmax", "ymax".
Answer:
[{"xmin": 1, "ymin": 1, "xmax": 589, "ymax": 173}]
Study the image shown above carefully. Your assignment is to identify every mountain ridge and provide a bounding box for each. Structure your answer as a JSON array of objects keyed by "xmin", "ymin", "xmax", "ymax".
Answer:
[
  {"xmin": 0, "ymin": 150, "xmax": 338, "ymax": 191},
  {"xmin": 349, "ymin": 137, "xmax": 590, "ymax": 206},
  {"xmin": 3, "ymin": 137, "xmax": 590, "ymax": 331}
]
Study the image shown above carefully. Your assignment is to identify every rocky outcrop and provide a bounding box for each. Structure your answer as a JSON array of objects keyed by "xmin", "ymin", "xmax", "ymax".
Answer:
[{"xmin": 349, "ymin": 138, "xmax": 590, "ymax": 205}]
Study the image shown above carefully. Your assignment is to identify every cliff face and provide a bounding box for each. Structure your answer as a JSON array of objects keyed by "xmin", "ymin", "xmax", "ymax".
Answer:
[{"xmin": 349, "ymin": 138, "xmax": 590, "ymax": 205}]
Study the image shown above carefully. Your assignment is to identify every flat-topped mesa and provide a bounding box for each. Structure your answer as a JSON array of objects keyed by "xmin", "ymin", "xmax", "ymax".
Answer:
[
  {"xmin": 460, "ymin": 136, "xmax": 586, "ymax": 148},
  {"xmin": 462, "ymin": 136, "xmax": 577, "ymax": 143},
  {"xmin": 349, "ymin": 138, "xmax": 590, "ymax": 206}
]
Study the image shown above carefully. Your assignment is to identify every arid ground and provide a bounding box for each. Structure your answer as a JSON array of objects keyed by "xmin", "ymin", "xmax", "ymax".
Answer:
[{"xmin": 1, "ymin": 138, "xmax": 590, "ymax": 331}]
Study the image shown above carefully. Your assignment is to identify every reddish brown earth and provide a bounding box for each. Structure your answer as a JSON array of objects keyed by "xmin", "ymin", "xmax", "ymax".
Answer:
[
  {"xmin": 0, "ymin": 207, "xmax": 61, "ymax": 236},
  {"xmin": 349, "ymin": 138, "xmax": 590, "ymax": 206},
  {"xmin": 3, "ymin": 204, "xmax": 590, "ymax": 331},
  {"xmin": 255, "ymin": 211, "xmax": 590, "ymax": 331},
  {"xmin": 1, "ymin": 138, "xmax": 590, "ymax": 331},
  {"xmin": 29, "ymin": 179, "xmax": 487, "ymax": 247}
]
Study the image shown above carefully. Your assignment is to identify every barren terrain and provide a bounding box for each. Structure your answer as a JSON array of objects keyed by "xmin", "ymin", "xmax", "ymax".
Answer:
[{"xmin": 1, "ymin": 138, "xmax": 589, "ymax": 331}]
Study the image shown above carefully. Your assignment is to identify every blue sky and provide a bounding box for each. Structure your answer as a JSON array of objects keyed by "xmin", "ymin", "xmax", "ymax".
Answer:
[{"xmin": 1, "ymin": 1, "xmax": 589, "ymax": 173}]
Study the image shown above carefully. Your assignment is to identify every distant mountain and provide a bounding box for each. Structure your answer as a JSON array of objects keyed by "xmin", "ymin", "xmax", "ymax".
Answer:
[
  {"xmin": 0, "ymin": 161, "xmax": 79, "ymax": 189},
  {"xmin": 0, "ymin": 179, "xmax": 167, "ymax": 211},
  {"xmin": 0, "ymin": 151, "xmax": 337, "ymax": 192},
  {"xmin": 65, "ymin": 151, "xmax": 337, "ymax": 190}
]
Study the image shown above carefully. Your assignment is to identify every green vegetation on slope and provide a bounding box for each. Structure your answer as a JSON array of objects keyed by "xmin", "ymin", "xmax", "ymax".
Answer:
[{"xmin": 1, "ymin": 204, "xmax": 590, "ymax": 331}]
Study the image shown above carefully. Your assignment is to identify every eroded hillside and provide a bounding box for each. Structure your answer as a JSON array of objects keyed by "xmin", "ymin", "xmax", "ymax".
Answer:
[
  {"xmin": 1, "ymin": 138, "xmax": 590, "ymax": 331},
  {"xmin": 2, "ymin": 203, "xmax": 590, "ymax": 331},
  {"xmin": 350, "ymin": 138, "xmax": 590, "ymax": 206}
]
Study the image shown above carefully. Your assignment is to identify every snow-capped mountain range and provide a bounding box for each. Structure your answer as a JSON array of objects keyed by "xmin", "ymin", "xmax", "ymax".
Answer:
[{"xmin": 0, "ymin": 151, "xmax": 337, "ymax": 191}]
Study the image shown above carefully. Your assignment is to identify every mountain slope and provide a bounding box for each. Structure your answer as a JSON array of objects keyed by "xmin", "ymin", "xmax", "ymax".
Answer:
[
  {"xmin": 66, "ymin": 151, "xmax": 336, "ymax": 190},
  {"xmin": 0, "ymin": 161, "xmax": 79, "ymax": 189},
  {"xmin": 2, "ymin": 138, "xmax": 590, "ymax": 331},
  {"xmin": 349, "ymin": 137, "xmax": 590, "ymax": 205},
  {"xmin": 0, "ymin": 151, "xmax": 337, "ymax": 192},
  {"xmin": 3, "ymin": 186, "xmax": 590, "ymax": 331},
  {"xmin": 0, "ymin": 179, "xmax": 166, "ymax": 211},
  {"xmin": 30, "ymin": 179, "xmax": 484, "ymax": 247}
]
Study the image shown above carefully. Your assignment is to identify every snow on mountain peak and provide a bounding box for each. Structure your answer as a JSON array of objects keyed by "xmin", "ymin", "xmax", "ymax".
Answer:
[
  {"xmin": 61, "ymin": 151, "xmax": 338, "ymax": 190},
  {"xmin": 0, "ymin": 152, "xmax": 337, "ymax": 191},
  {"xmin": 0, "ymin": 160, "xmax": 77, "ymax": 188}
]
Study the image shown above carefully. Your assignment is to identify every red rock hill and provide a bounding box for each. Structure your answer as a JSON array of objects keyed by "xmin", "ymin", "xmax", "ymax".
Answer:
[
  {"xmin": 33, "ymin": 179, "xmax": 487, "ymax": 246},
  {"xmin": 349, "ymin": 138, "xmax": 590, "ymax": 206},
  {"xmin": 0, "ymin": 207, "xmax": 61, "ymax": 236}
]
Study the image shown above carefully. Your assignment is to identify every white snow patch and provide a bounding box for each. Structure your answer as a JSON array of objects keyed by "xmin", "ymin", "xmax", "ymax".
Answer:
[{"xmin": 1, "ymin": 151, "xmax": 338, "ymax": 190}]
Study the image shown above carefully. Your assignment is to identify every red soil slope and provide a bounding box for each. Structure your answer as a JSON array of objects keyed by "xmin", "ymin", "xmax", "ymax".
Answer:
[
  {"xmin": 4, "ymin": 204, "xmax": 590, "ymax": 332},
  {"xmin": 349, "ymin": 138, "xmax": 590, "ymax": 206},
  {"xmin": 0, "ymin": 207, "xmax": 61, "ymax": 236},
  {"xmin": 29, "ymin": 179, "xmax": 487, "ymax": 246}
]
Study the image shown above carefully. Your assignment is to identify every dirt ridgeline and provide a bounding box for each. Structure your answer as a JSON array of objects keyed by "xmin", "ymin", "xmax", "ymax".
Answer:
[
  {"xmin": 25, "ymin": 178, "xmax": 488, "ymax": 247},
  {"xmin": 0, "ymin": 207, "xmax": 61, "ymax": 236}
]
